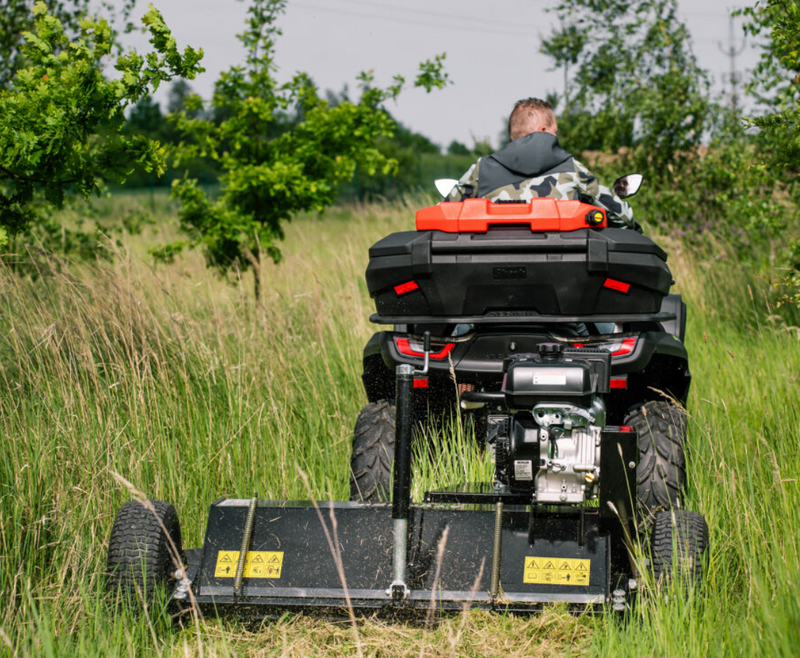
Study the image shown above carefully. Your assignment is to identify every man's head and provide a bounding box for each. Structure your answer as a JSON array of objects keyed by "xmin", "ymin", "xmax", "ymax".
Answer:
[{"xmin": 508, "ymin": 98, "xmax": 557, "ymax": 141}]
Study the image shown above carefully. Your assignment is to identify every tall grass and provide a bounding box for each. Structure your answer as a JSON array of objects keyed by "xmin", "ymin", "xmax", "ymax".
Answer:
[{"xmin": 1, "ymin": 197, "xmax": 798, "ymax": 656}]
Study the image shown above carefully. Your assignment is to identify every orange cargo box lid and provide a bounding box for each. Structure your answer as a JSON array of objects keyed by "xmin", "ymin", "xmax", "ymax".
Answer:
[{"xmin": 415, "ymin": 198, "xmax": 607, "ymax": 233}]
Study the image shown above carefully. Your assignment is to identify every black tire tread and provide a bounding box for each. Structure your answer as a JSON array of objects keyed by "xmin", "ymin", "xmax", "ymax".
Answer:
[
  {"xmin": 651, "ymin": 509, "xmax": 708, "ymax": 583},
  {"xmin": 107, "ymin": 499, "xmax": 183, "ymax": 605},
  {"xmin": 624, "ymin": 401, "xmax": 687, "ymax": 518},
  {"xmin": 349, "ymin": 400, "xmax": 396, "ymax": 502}
]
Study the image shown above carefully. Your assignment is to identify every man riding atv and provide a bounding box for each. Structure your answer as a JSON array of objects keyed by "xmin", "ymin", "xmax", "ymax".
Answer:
[{"xmin": 447, "ymin": 98, "xmax": 634, "ymax": 228}]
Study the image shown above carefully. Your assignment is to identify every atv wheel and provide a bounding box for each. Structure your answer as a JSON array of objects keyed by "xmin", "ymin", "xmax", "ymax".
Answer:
[
  {"xmin": 107, "ymin": 499, "xmax": 183, "ymax": 606},
  {"xmin": 350, "ymin": 400, "xmax": 396, "ymax": 502},
  {"xmin": 625, "ymin": 401, "xmax": 687, "ymax": 519},
  {"xmin": 651, "ymin": 510, "xmax": 708, "ymax": 584}
]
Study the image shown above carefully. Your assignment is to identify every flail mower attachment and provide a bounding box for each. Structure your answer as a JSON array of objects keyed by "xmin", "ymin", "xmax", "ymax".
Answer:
[
  {"xmin": 108, "ymin": 339, "xmax": 675, "ymax": 619},
  {"xmin": 115, "ymin": 339, "xmax": 641, "ymax": 619}
]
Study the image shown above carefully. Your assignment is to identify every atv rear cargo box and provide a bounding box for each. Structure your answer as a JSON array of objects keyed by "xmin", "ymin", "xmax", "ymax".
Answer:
[{"xmin": 366, "ymin": 200, "xmax": 672, "ymax": 322}]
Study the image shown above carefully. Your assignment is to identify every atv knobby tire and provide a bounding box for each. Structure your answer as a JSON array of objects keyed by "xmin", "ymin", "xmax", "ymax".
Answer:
[
  {"xmin": 651, "ymin": 509, "xmax": 708, "ymax": 584},
  {"xmin": 107, "ymin": 499, "xmax": 183, "ymax": 607},
  {"xmin": 350, "ymin": 400, "xmax": 395, "ymax": 502},
  {"xmin": 625, "ymin": 401, "xmax": 687, "ymax": 519}
]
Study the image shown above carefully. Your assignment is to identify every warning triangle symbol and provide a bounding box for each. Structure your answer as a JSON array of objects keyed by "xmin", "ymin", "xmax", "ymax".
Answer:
[
  {"xmin": 576, "ymin": 563, "xmax": 587, "ymax": 571},
  {"xmin": 252, "ymin": 555, "xmax": 264, "ymax": 563},
  {"xmin": 559, "ymin": 562, "xmax": 570, "ymax": 571},
  {"xmin": 543, "ymin": 561, "xmax": 555, "ymax": 570},
  {"xmin": 219, "ymin": 554, "xmax": 232, "ymax": 564},
  {"xmin": 525, "ymin": 557, "xmax": 537, "ymax": 568},
  {"xmin": 269, "ymin": 555, "xmax": 281, "ymax": 564}
]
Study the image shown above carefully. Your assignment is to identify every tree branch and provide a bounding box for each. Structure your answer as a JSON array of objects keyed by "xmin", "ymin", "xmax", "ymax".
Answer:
[{"xmin": 0, "ymin": 164, "xmax": 83, "ymax": 186}]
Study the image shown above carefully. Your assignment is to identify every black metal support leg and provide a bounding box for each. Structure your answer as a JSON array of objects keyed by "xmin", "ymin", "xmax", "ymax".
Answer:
[
  {"xmin": 389, "ymin": 363, "xmax": 414, "ymax": 601},
  {"xmin": 392, "ymin": 364, "xmax": 414, "ymax": 522}
]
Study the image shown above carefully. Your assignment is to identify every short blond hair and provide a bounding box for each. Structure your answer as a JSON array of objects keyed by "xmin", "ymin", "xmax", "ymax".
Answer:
[{"xmin": 508, "ymin": 98, "xmax": 557, "ymax": 141}]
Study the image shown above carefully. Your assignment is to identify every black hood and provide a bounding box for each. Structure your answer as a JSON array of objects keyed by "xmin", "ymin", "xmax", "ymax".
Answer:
[
  {"xmin": 490, "ymin": 132, "xmax": 572, "ymax": 177},
  {"xmin": 475, "ymin": 132, "xmax": 575, "ymax": 198}
]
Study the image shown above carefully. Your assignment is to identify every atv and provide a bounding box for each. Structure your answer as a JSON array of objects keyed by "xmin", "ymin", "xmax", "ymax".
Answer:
[{"xmin": 349, "ymin": 176, "xmax": 707, "ymax": 585}]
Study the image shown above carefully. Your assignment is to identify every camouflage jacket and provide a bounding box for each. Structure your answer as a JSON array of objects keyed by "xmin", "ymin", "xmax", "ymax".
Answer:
[{"xmin": 447, "ymin": 133, "xmax": 633, "ymax": 226}]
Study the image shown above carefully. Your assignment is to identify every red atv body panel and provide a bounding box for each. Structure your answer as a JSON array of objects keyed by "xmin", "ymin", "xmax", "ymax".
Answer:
[{"xmin": 416, "ymin": 198, "xmax": 607, "ymax": 233}]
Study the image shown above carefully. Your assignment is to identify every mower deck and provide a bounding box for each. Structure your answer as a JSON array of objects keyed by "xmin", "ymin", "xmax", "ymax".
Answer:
[{"xmin": 179, "ymin": 498, "xmax": 627, "ymax": 615}]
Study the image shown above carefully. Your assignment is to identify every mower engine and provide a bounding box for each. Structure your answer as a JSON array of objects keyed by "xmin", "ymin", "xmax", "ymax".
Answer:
[{"xmin": 491, "ymin": 343, "xmax": 611, "ymax": 503}]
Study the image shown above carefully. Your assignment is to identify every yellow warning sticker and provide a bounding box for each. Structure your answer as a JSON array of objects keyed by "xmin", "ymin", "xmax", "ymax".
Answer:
[
  {"xmin": 523, "ymin": 557, "xmax": 590, "ymax": 586},
  {"xmin": 214, "ymin": 551, "xmax": 284, "ymax": 579}
]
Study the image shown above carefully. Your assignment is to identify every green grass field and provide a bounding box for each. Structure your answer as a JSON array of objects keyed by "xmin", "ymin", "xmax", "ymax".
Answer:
[{"xmin": 1, "ymin": 197, "xmax": 799, "ymax": 657}]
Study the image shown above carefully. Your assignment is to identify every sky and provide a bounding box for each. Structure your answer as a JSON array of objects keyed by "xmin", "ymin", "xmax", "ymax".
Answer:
[{"xmin": 122, "ymin": 0, "xmax": 762, "ymax": 150}]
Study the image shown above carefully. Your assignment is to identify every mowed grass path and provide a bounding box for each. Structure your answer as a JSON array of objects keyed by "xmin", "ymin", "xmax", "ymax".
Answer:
[{"xmin": 1, "ymin": 198, "xmax": 799, "ymax": 657}]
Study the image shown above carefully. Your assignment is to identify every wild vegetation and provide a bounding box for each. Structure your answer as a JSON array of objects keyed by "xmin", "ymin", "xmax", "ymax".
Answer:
[
  {"xmin": 1, "ymin": 194, "xmax": 799, "ymax": 656},
  {"xmin": 0, "ymin": 1, "xmax": 203, "ymax": 248},
  {"xmin": 2, "ymin": 0, "xmax": 800, "ymax": 655}
]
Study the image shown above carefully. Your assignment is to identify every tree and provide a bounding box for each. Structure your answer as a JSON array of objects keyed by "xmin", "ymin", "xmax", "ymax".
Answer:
[
  {"xmin": 169, "ymin": 0, "xmax": 448, "ymax": 299},
  {"xmin": 0, "ymin": 0, "xmax": 136, "ymax": 88},
  {"xmin": 740, "ymin": 0, "xmax": 800, "ymax": 305},
  {"xmin": 539, "ymin": 22, "xmax": 587, "ymax": 116},
  {"xmin": 124, "ymin": 96, "xmax": 169, "ymax": 142},
  {"xmin": 447, "ymin": 140, "xmax": 471, "ymax": 156},
  {"xmin": 0, "ymin": 2, "xmax": 203, "ymax": 248},
  {"xmin": 391, "ymin": 118, "xmax": 440, "ymax": 154},
  {"xmin": 347, "ymin": 113, "xmax": 442, "ymax": 200},
  {"xmin": 541, "ymin": 0, "xmax": 711, "ymax": 173},
  {"xmin": 741, "ymin": 0, "xmax": 800, "ymax": 174},
  {"xmin": 167, "ymin": 79, "xmax": 196, "ymax": 114},
  {"xmin": 538, "ymin": 0, "xmax": 794, "ymax": 250}
]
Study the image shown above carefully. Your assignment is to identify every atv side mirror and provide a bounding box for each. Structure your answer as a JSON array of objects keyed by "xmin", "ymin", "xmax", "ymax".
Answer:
[
  {"xmin": 613, "ymin": 174, "xmax": 643, "ymax": 199},
  {"xmin": 614, "ymin": 174, "xmax": 644, "ymax": 199},
  {"xmin": 435, "ymin": 178, "xmax": 459, "ymax": 199}
]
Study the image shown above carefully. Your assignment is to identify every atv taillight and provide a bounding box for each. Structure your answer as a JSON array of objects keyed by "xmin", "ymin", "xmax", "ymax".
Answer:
[
  {"xmin": 604, "ymin": 278, "xmax": 631, "ymax": 293},
  {"xmin": 608, "ymin": 337, "xmax": 637, "ymax": 356},
  {"xmin": 572, "ymin": 336, "xmax": 637, "ymax": 357},
  {"xmin": 395, "ymin": 337, "xmax": 455, "ymax": 360},
  {"xmin": 394, "ymin": 280, "xmax": 419, "ymax": 295}
]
